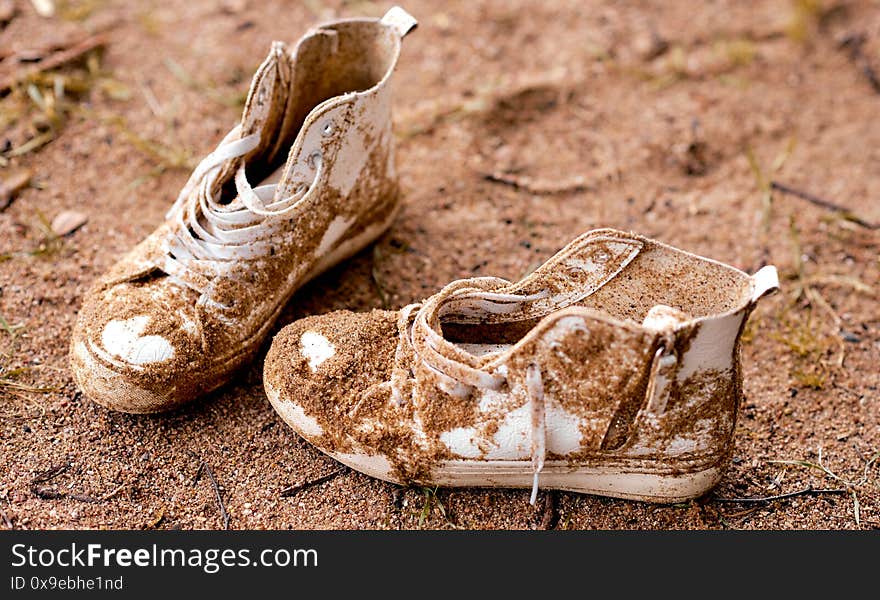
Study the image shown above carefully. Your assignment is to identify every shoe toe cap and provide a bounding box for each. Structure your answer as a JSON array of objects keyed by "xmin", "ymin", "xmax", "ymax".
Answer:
[
  {"xmin": 263, "ymin": 309, "xmax": 399, "ymax": 445},
  {"xmin": 70, "ymin": 281, "xmax": 207, "ymax": 412}
]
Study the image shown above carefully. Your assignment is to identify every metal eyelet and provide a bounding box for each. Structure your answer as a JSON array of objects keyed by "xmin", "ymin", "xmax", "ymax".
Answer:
[
  {"xmin": 321, "ymin": 121, "xmax": 334, "ymax": 136},
  {"xmin": 295, "ymin": 183, "xmax": 308, "ymax": 195}
]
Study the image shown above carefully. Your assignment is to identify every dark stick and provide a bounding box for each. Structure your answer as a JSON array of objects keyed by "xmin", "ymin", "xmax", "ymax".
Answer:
[
  {"xmin": 192, "ymin": 461, "xmax": 205, "ymax": 484},
  {"xmin": 201, "ymin": 462, "xmax": 230, "ymax": 530},
  {"xmin": 280, "ymin": 469, "xmax": 345, "ymax": 497},
  {"xmin": 29, "ymin": 462, "xmax": 103, "ymax": 503},
  {"xmin": 31, "ymin": 462, "xmax": 70, "ymax": 484},
  {"xmin": 770, "ymin": 181, "xmax": 878, "ymax": 229},
  {"xmin": 30, "ymin": 462, "xmax": 70, "ymax": 499},
  {"xmin": 537, "ymin": 490, "xmax": 558, "ymax": 530},
  {"xmin": 0, "ymin": 33, "xmax": 110, "ymax": 93},
  {"xmin": 715, "ymin": 487, "xmax": 847, "ymax": 504},
  {"xmin": 482, "ymin": 171, "xmax": 590, "ymax": 195},
  {"xmin": 839, "ymin": 33, "xmax": 880, "ymax": 94}
]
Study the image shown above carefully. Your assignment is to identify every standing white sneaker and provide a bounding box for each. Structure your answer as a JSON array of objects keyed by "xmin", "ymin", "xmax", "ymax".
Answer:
[
  {"xmin": 263, "ymin": 228, "xmax": 779, "ymax": 503},
  {"xmin": 70, "ymin": 7, "xmax": 418, "ymax": 413}
]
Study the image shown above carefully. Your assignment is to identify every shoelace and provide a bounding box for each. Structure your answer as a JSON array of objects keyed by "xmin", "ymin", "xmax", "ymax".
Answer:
[
  {"xmin": 157, "ymin": 124, "xmax": 322, "ymax": 301},
  {"xmin": 388, "ymin": 279, "xmax": 550, "ymax": 504}
]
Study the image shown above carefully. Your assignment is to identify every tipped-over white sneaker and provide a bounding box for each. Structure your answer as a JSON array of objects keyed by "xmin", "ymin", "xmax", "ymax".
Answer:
[{"xmin": 70, "ymin": 7, "xmax": 418, "ymax": 413}]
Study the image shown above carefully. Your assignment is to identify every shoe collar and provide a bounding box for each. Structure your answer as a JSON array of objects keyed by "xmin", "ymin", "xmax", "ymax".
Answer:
[
  {"xmin": 404, "ymin": 229, "xmax": 643, "ymax": 390},
  {"xmin": 405, "ymin": 228, "xmax": 779, "ymax": 391},
  {"xmin": 173, "ymin": 6, "xmax": 417, "ymax": 220},
  {"xmin": 139, "ymin": 8, "xmax": 418, "ymax": 301}
]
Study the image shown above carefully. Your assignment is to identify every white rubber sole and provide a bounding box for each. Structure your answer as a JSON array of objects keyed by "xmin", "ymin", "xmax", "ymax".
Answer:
[
  {"xmin": 329, "ymin": 452, "xmax": 722, "ymax": 503},
  {"xmin": 265, "ymin": 383, "xmax": 723, "ymax": 503}
]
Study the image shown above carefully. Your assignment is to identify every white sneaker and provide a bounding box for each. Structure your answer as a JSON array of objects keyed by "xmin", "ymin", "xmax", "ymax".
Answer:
[
  {"xmin": 263, "ymin": 228, "xmax": 779, "ymax": 503},
  {"xmin": 70, "ymin": 7, "xmax": 418, "ymax": 413}
]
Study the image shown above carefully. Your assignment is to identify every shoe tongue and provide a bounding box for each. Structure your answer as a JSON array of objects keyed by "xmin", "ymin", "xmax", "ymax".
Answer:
[
  {"xmin": 213, "ymin": 42, "xmax": 291, "ymax": 192},
  {"xmin": 268, "ymin": 28, "xmax": 352, "ymax": 202},
  {"xmin": 439, "ymin": 230, "xmax": 643, "ymax": 324}
]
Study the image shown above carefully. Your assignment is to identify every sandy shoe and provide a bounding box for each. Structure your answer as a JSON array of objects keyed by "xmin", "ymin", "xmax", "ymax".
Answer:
[
  {"xmin": 264, "ymin": 228, "xmax": 779, "ymax": 503},
  {"xmin": 70, "ymin": 7, "xmax": 418, "ymax": 413}
]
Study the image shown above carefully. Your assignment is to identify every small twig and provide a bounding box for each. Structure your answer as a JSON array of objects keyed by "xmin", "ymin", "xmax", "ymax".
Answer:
[
  {"xmin": 202, "ymin": 462, "xmax": 229, "ymax": 530},
  {"xmin": 770, "ymin": 181, "xmax": 879, "ymax": 229},
  {"xmin": 1, "ymin": 508, "xmax": 13, "ymax": 529},
  {"xmin": 483, "ymin": 171, "xmax": 591, "ymax": 195},
  {"xmin": 29, "ymin": 461, "xmax": 104, "ymax": 503},
  {"xmin": 537, "ymin": 490, "xmax": 558, "ymax": 530},
  {"xmin": 30, "ymin": 462, "xmax": 70, "ymax": 486},
  {"xmin": 839, "ymin": 33, "xmax": 880, "ymax": 94},
  {"xmin": 144, "ymin": 507, "xmax": 166, "ymax": 530},
  {"xmin": 724, "ymin": 506, "xmax": 761, "ymax": 519},
  {"xmin": 98, "ymin": 484, "xmax": 126, "ymax": 502},
  {"xmin": 715, "ymin": 486, "xmax": 847, "ymax": 504},
  {"xmin": 771, "ymin": 447, "xmax": 880, "ymax": 491},
  {"xmin": 0, "ymin": 33, "xmax": 109, "ymax": 93},
  {"xmin": 280, "ymin": 468, "xmax": 345, "ymax": 498},
  {"xmin": 192, "ymin": 461, "xmax": 205, "ymax": 484},
  {"xmin": 805, "ymin": 286, "xmax": 841, "ymax": 328}
]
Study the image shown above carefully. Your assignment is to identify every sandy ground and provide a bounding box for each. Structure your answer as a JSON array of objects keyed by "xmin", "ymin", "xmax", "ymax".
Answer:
[{"xmin": 1, "ymin": 0, "xmax": 878, "ymax": 530}]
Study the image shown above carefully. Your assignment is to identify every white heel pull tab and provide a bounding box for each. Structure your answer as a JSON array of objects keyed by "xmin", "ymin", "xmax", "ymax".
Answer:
[
  {"xmin": 751, "ymin": 265, "xmax": 780, "ymax": 303},
  {"xmin": 381, "ymin": 6, "xmax": 418, "ymax": 37}
]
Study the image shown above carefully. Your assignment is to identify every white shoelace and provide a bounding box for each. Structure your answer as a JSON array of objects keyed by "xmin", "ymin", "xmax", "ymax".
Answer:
[
  {"xmin": 158, "ymin": 124, "xmax": 322, "ymax": 301},
  {"xmin": 388, "ymin": 280, "xmax": 549, "ymax": 504}
]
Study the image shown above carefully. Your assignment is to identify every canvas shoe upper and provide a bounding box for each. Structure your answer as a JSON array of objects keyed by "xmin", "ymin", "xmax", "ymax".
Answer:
[
  {"xmin": 264, "ymin": 228, "xmax": 779, "ymax": 503},
  {"xmin": 70, "ymin": 7, "xmax": 418, "ymax": 413}
]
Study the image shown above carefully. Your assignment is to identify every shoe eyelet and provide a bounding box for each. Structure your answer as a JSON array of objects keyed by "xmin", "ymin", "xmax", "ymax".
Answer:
[
  {"xmin": 321, "ymin": 121, "xmax": 334, "ymax": 136},
  {"xmin": 594, "ymin": 250, "xmax": 610, "ymax": 263},
  {"xmin": 295, "ymin": 183, "xmax": 308, "ymax": 195}
]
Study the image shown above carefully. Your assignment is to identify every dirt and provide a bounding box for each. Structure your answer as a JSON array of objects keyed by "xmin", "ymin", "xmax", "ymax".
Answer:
[{"xmin": 1, "ymin": 0, "xmax": 878, "ymax": 530}]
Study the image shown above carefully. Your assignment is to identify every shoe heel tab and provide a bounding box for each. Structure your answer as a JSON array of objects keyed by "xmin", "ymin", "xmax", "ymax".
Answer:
[
  {"xmin": 750, "ymin": 265, "xmax": 779, "ymax": 303},
  {"xmin": 381, "ymin": 6, "xmax": 418, "ymax": 37}
]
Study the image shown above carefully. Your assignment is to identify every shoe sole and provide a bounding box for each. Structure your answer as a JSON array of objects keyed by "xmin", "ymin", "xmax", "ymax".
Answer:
[
  {"xmin": 337, "ymin": 451, "xmax": 721, "ymax": 503},
  {"xmin": 72, "ymin": 208, "xmax": 399, "ymax": 414},
  {"xmin": 264, "ymin": 382, "xmax": 722, "ymax": 503}
]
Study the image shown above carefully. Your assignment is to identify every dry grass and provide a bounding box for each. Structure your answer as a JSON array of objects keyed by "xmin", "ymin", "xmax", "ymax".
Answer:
[
  {"xmin": 0, "ymin": 208, "xmax": 67, "ymax": 263},
  {"xmin": 0, "ymin": 314, "xmax": 24, "ymax": 338},
  {"xmin": 0, "ymin": 46, "xmax": 129, "ymax": 162},
  {"xmin": 786, "ymin": 0, "xmax": 825, "ymax": 43},
  {"xmin": 770, "ymin": 446, "xmax": 880, "ymax": 528},
  {"xmin": 56, "ymin": 0, "xmax": 108, "ymax": 22},
  {"xmin": 0, "ymin": 366, "xmax": 55, "ymax": 395},
  {"xmin": 416, "ymin": 486, "xmax": 461, "ymax": 529}
]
